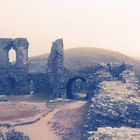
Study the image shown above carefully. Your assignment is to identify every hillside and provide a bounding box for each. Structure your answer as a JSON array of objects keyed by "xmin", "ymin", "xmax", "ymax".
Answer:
[{"xmin": 28, "ymin": 47, "xmax": 140, "ymax": 81}]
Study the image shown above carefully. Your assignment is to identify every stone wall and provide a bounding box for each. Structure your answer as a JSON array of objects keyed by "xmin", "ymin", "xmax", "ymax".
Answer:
[
  {"xmin": 0, "ymin": 38, "xmax": 29, "ymax": 95},
  {"xmin": 0, "ymin": 67, "xmax": 29, "ymax": 95},
  {"xmin": 84, "ymin": 69, "xmax": 140, "ymax": 139},
  {"xmin": 29, "ymin": 73, "xmax": 52, "ymax": 95},
  {"xmin": 76, "ymin": 63, "xmax": 135, "ymax": 99},
  {"xmin": 0, "ymin": 38, "xmax": 29, "ymax": 68}
]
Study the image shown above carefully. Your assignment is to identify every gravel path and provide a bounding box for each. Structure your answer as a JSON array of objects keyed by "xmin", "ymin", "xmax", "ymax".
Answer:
[{"xmin": 16, "ymin": 101, "xmax": 86, "ymax": 140}]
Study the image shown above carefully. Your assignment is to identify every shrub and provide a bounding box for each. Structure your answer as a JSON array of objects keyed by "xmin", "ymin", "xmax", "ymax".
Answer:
[{"xmin": 0, "ymin": 128, "xmax": 30, "ymax": 140}]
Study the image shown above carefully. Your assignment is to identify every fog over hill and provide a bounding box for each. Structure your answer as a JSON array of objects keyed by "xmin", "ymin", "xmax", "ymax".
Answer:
[{"xmin": 28, "ymin": 47, "xmax": 140, "ymax": 82}]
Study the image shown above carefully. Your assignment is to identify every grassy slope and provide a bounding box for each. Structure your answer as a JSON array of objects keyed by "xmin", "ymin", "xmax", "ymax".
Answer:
[{"xmin": 28, "ymin": 47, "xmax": 140, "ymax": 81}]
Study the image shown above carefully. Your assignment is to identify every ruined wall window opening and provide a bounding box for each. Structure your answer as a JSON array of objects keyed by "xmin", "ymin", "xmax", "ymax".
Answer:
[{"xmin": 9, "ymin": 48, "xmax": 16, "ymax": 65}]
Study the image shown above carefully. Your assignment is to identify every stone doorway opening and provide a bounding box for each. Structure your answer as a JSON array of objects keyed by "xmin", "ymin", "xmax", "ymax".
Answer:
[
  {"xmin": 7, "ymin": 77, "xmax": 16, "ymax": 95},
  {"xmin": 29, "ymin": 79, "xmax": 35, "ymax": 95},
  {"xmin": 66, "ymin": 77, "xmax": 86, "ymax": 99}
]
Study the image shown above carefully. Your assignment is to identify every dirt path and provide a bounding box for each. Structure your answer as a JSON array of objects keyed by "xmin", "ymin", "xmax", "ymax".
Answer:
[
  {"xmin": 16, "ymin": 101, "xmax": 86, "ymax": 140},
  {"xmin": 0, "ymin": 102, "xmax": 46, "ymax": 122}
]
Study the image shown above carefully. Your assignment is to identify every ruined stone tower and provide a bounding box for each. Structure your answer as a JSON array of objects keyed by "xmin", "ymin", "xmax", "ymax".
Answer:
[
  {"xmin": 0, "ymin": 38, "xmax": 29, "ymax": 95},
  {"xmin": 47, "ymin": 39, "xmax": 64, "ymax": 97}
]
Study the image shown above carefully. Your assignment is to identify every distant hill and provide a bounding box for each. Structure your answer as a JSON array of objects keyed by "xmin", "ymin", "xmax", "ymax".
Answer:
[{"xmin": 28, "ymin": 47, "xmax": 140, "ymax": 82}]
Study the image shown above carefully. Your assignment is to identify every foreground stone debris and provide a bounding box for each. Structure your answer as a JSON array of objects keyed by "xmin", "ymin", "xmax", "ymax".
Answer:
[
  {"xmin": 84, "ymin": 77, "xmax": 140, "ymax": 139},
  {"xmin": 88, "ymin": 127, "xmax": 140, "ymax": 140}
]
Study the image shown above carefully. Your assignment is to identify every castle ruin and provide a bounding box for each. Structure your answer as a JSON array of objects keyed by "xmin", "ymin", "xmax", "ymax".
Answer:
[{"xmin": 0, "ymin": 38, "xmax": 138, "ymax": 100}]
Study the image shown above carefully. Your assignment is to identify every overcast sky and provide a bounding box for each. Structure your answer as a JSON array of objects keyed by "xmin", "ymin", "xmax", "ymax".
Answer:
[{"xmin": 0, "ymin": 0, "xmax": 140, "ymax": 58}]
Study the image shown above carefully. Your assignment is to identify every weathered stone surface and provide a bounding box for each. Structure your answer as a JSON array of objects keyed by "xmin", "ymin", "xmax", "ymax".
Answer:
[
  {"xmin": 88, "ymin": 127, "xmax": 140, "ymax": 140},
  {"xmin": 108, "ymin": 62, "xmax": 133, "ymax": 77},
  {"xmin": 0, "ymin": 38, "xmax": 29, "ymax": 68},
  {"xmin": 0, "ymin": 38, "xmax": 13, "ymax": 66},
  {"xmin": 84, "ymin": 79, "xmax": 140, "ymax": 139},
  {"xmin": 13, "ymin": 38, "xmax": 29, "ymax": 67},
  {"xmin": 0, "ymin": 38, "xmax": 29, "ymax": 95},
  {"xmin": 47, "ymin": 39, "xmax": 64, "ymax": 97},
  {"xmin": 119, "ymin": 70, "xmax": 139, "ymax": 85},
  {"xmin": 28, "ymin": 73, "xmax": 52, "ymax": 94},
  {"xmin": 86, "ymin": 72, "xmax": 113, "ymax": 99}
]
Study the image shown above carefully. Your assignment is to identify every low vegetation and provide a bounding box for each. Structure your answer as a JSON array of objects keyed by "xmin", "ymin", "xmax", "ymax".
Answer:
[{"xmin": 0, "ymin": 128, "xmax": 30, "ymax": 140}]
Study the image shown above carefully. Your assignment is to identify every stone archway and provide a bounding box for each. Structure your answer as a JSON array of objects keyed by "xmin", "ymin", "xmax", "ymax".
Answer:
[{"xmin": 66, "ymin": 76, "xmax": 86, "ymax": 99}]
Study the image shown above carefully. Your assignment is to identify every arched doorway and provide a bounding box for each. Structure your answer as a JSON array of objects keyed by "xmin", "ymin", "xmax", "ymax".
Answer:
[
  {"xmin": 66, "ymin": 77, "xmax": 86, "ymax": 99},
  {"xmin": 7, "ymin": 77, "xmax": 16, "ymax": 95},
  {"xmin": 29, "ymin": 79, "xmax": 35, "ymax": 95}
]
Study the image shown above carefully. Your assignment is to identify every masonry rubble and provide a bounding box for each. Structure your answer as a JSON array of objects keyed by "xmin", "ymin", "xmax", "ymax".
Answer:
[{"xmin": 83, "ymin": 67, "xmax": 140, "ymax": 139}]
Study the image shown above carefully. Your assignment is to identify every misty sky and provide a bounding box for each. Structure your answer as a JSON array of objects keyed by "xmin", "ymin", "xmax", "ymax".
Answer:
[{"xmin": 0, "ymin": 0, "xmax": 140, "ymax": 57}]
